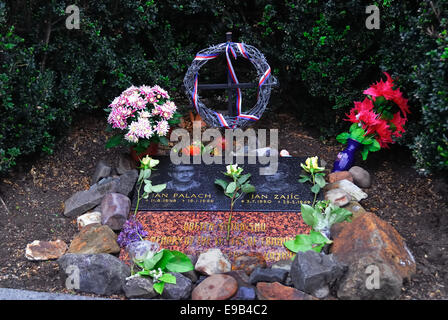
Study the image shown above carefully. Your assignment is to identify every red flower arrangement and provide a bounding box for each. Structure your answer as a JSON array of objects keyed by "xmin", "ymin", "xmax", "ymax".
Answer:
[{"xmin": 336, "ymin": 72, "xmax": 411, "ymax": 160}]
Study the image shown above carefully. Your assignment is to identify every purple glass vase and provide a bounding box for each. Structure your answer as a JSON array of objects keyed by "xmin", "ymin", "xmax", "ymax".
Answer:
[{"xmin": 332, "ymin": 138, "xmax": 362, "ymax": 172}]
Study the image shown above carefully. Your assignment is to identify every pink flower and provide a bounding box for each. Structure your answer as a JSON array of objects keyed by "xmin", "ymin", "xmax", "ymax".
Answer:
[
  {"xmin": 128, "ymin": 118, "xmax": 153, "ymax": 139},
  {"xmin": 107, "ymin": 106, "xmax": 133, "ymax": 129},
  {"xmin": 152, "ymin": 85, "xmax": 170, "ymax": 99},
  {"xmin": 154, "ymin": 120, "xmax": 169, "ymax": 136},
  {"xmin": 153, "ymin": 101, "xmax": 176, "ymax": 120}
]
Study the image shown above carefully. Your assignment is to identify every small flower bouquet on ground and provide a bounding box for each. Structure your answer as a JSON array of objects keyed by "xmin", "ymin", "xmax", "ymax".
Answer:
[{"xmin": 105, "ymin": 85, "xmax": 181, "ymax": 156}]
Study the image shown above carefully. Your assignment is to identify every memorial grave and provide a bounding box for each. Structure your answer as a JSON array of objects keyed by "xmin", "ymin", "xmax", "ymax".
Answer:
[{"xmin": 120, "ymin": 156, "xmax": 316, "ymax": 265}]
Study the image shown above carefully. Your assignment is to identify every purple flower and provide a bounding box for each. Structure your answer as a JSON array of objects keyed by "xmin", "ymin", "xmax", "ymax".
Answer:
[{"xmin": 117, "ymin": 218, "xmax": 148, "ymax": 248}]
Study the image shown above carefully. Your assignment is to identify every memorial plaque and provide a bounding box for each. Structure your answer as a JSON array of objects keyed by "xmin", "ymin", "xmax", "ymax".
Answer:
[
  {"xmin": 132, "ymin": 156, "xmax": 316, "ymax": 212},
  {"xmin": 121, "ymin": 156, "xmax": 318, "ymax": 265}
]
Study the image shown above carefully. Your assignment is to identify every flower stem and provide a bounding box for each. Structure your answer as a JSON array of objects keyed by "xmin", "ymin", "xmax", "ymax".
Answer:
[
  {"xmin": 312, "ymin": 173, "xmax": 318, "ymax": 207},
  {"xmin": 134, "ymin": 179, "xmax": 143, "ymax": 216}
]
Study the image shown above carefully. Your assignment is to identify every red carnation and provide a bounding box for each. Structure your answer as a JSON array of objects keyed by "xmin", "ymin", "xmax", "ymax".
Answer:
[
  {"xmin": 389, "ymin": 112, "xmax": 407, "ymax": 137},
  {"xmin": 363, "ymin": 72, "xmax": 411, "ymax": 119}
]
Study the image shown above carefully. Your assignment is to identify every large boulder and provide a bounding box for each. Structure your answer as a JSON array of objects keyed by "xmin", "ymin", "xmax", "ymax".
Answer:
[
  {"xmin": 57, "ymin": 253, "xmax": 130, "ymax": 296},
  {"xmin": 290, "ymin": 250, "xmax": 346, "ymax": 298},
  {"xmin": 331, "ymin": 212, "xmax": 416, "ymax": 300}
]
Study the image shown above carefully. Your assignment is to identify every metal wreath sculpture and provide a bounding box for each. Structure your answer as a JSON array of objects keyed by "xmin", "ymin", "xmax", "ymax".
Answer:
[{"xmin": 184, "ymin": 41, "xmax": 278, "ymax": 129}]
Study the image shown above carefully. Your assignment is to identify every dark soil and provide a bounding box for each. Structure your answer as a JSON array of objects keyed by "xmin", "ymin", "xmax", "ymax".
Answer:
[{"xmin": 0, "ymin": 111, "xmax": 447, "ymax": 300}]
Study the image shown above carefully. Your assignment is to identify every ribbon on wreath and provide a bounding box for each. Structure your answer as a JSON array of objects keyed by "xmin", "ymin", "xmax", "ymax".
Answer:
[{"xmin": 192, "ymin": 42, "xmax": 271, "ymax": 128}]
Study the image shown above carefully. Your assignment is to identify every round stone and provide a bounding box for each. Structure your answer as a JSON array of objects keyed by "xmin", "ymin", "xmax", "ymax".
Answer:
[
  {"xmin": 349, "ymin": 166, "xmax": 371, "ymax": 188},
  {"xmin": 191, "ymin": 274, "xmax": 238, "ymax": 300}
]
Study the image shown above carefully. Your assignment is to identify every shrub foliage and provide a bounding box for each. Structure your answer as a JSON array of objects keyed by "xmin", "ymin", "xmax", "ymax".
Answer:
[{"xmin": 0, "ymin": 0, "xmax": 446, "ymax": 175}]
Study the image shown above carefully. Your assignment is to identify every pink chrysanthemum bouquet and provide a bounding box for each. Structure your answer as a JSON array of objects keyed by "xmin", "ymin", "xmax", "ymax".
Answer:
[{"xmin": 105, "ymin": 85, "xmax": 181, "ymax": 155}]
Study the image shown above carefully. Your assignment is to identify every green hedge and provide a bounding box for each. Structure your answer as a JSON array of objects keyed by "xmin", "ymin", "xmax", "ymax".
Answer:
[{"xmin": 0, "ymin": 0, "xmax": 446, "ymax": 176}]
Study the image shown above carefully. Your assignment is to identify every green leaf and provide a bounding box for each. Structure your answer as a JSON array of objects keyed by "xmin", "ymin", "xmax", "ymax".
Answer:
[
  {"xmin": 144, "ymin": 182, "xmax": 153, "ymax": 193},
  {"xmin": 159, "ymin": 136, "xmax": 169, "ymax": 146},
  {"xmin": 136, "ymin": 269, "xmax": 150, "ymax": 276},
  {"xmin": 159, "ymin": 273, "xmax": 177, "ymax": 284},
  {"xmin": 241, "ymin": 183, "xmax": 256, "ymax": 194},
  {"xmin": 138, "ymin": 169, "xmax": 151, "ymax": 182},
  {"xmin": 309, "ymin": 230, "xmax": 332, "ymax": 245},
  {"xmin": 154, "ymin": 250, "xmax": 174, "ymax": 270},
  {"xmin": 283, "ymin": 234, "xmax": 313, "ymax": 253},
  {"xmin": 165, "ymin": 251, "xmax": 194, "ymax": 273},
  {"xmin": 151, "ymin": 183, "xmax": 166, "ymax": 193},
  {"xmin": 336, "ymin": 132, "xmax": 350, "ymax": 144},
  {"xmin": 214, "ymin": 179, "xmax": 229, "ymax": 191},
  {"xmin": 314, "ymin": 175, "xmax": 326, "ymax": 188},
  {"xmin": 105, "ymin": 134, "xmax": 123, "ymax": 149},
  {"xmin": 226, "ymin": 181, "xmax": 237, "ymax": 194},
  {"xmin": 361, "ymin": 137, "xmax": 374, "ymax": 145},
  {"xmin": 298, "ymin": 175, "xmax": 311, "ymax": 183},
  {"xmin": 367, "ymin": 139, "xmax": 381, "ymax": 152},
  {"xmin": 351, "ymin": 127, "xmax": 366, "ymax": 143},
  {"xmin": 237, "ymin": 173, "xmax": 251, "ymax": 185},
  {"xmin": 360, "ymin": 148, "xmax": 369, "ymax": 161},
  {"xmin": 301, "ymin": 204, "xmax": 316, "ymax": 228},
  {"xmin": 153, "ymin": 281, "xmax": 165, "ymax": 295},
  {"xmin": 311, "ymin": 183, "xmax": 321, "ymax": 194},
  {"xmin": 144, "ymin": 250, "xmax": 164, "ymax": 270}
]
